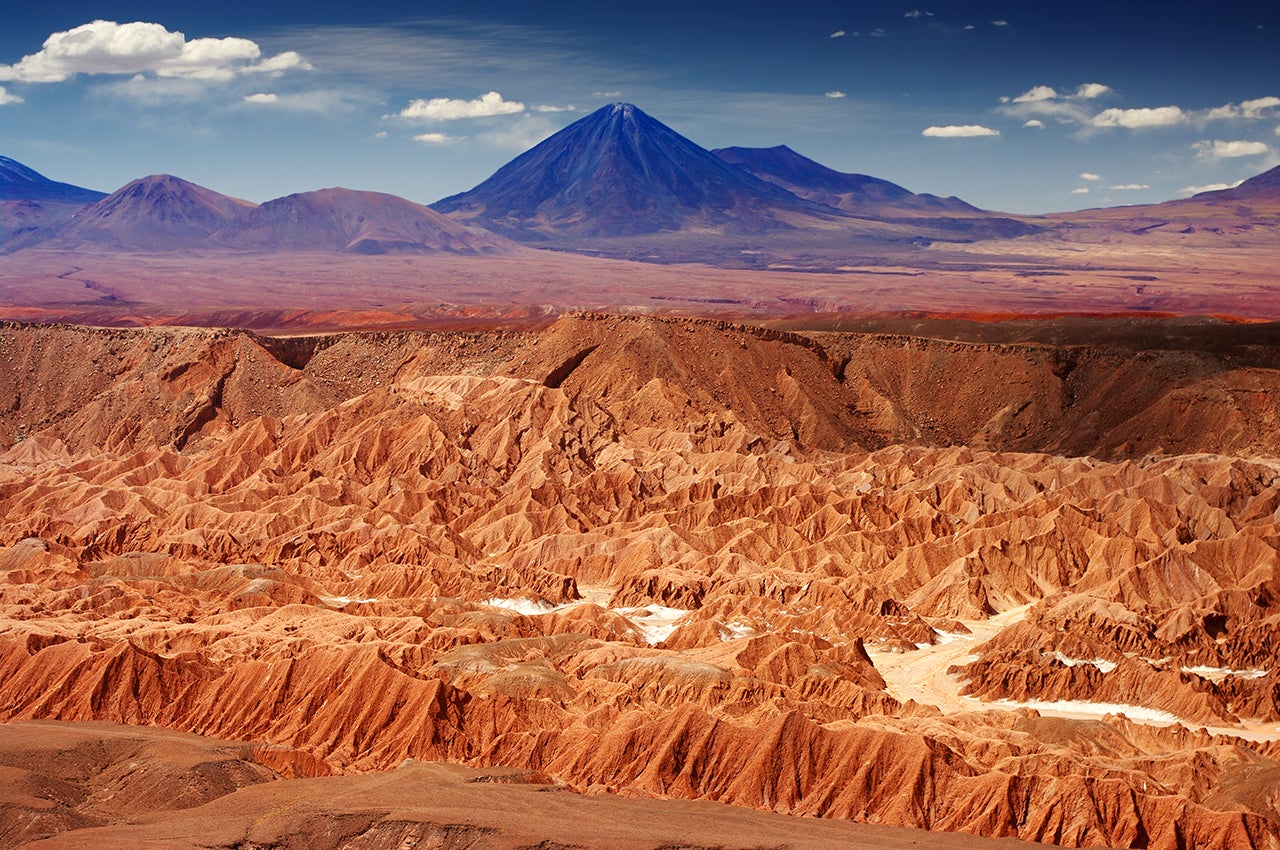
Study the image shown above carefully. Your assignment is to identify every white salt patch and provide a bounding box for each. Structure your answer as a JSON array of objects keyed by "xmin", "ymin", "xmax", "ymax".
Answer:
[
  {"xmin": 614, "ymin": 604, "xmax": 692, "ymax": 645},
  {"xmin": 1181, "ymin": 665, "xmax": 1268, "ymax": 681},
  {"xmin": 484, "ymin": 597, "xmax": 560, "ymax": 616},
  {"xmin": 934, "ymin": 630, "xmax": 970, "ymax": 645},
  {"xmin": 993, "ymin": 698, "xmax": 1181, "ymax": 724},
  {"xmin": 718, "ymin": 621, "xmax": 755, "ymax": 641},
  {"xmin": 1053, "ymin": 652, "xmax": 1117, "ymax": 674},
  {"xmin": 321, "ymin": 595, "xmax": 378, "ymax": 606}
]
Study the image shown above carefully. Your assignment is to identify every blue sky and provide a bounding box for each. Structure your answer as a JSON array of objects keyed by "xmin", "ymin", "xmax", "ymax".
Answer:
[{"xmin": 2, "ymin": 1, "xmax": 1278, "ymax": 213}]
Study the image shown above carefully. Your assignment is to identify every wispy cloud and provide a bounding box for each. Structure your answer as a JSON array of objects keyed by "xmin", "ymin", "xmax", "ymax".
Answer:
[
  {"xmin": 1109, "ymin": 183, "xmax": 1150, "ymax": 190},
  {"xmin": 1091, "ymin": 106, "xmax": 1187, "ymax": 128},
  {"xmin": 1079, "ymin": 172, "xmax": 1102, "ymax": 181},
  {"xmin": 922, "ymin": 124, "xmax": 999, "ymax": 138},
  {"xmin": 0, "ymin": 85, "xmax": 22, "ymax": 105},
  {"xmin": 870, "ymin": 28, "xmax": 889, "ymax": 37},
  {"xmin": 243, "ymin": 92, "xmax": 278, "ymax": 104},
  {"xmin": 904, "ymin": 10, "xmax": 934, "ymax": 18},
  {"xmin": 1192, "ymin": 139, "xmax": 1269, "ymax": 158},
  {"xmin": 999, "ymin": 83, "xmax": 1111, "ymax": 125},
  {"xmin": 825, "ymin": 90, "xmax": 846, "ymax": 99},
  {"xmin": 399, "ymin": 91, "xmax": 524, "ymax": 121},
  {"xmin": 991, "ymin": 20, "xmax": 1009, "ymax": 26},
  {"xmin": 473, "ymin": 113, "xmax": 558, "ymax": 151},
  {"xmin": 0, "ymin": 20, "xmax": 311, "ymax": 84},
  {"xmin": 829, "ymin": 30, "xmax": 846, "ymax": 38},
  {"xmin": 533, "ymin": 104, "xmax": 575, "ymax": 113},
  {"xmin": 1071, "ymin": 187, "xmax": 1090, "ymax": 194},
  {"xmin": 1179, "ymin": 180, "xmax": 1243, "ymax": 195}
]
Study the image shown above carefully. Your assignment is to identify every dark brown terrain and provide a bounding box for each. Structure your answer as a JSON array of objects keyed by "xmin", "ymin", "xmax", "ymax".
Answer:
[{"xmin": 1, "ymin": 314, "xmax": 1278, "ymax": 849}]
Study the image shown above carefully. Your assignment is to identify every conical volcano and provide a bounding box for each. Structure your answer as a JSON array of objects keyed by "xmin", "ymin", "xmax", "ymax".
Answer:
[{"xmin": 432, "ymin": 103, "xmax": 837, "ymax": 239}]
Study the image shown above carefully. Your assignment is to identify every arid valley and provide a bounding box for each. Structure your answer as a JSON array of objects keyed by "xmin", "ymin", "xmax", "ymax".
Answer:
[{"xmin": 3, "ymin": 96, "xmax": 1280, "ymax": 849}]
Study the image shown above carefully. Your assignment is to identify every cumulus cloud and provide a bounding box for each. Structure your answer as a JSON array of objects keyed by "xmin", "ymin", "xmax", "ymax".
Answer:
[
  {"xmin": 1012, "ymin": 85, "xmax": 1058, "ymax": 104},
  {"xmin": 1205, "ymin": 96, "xmax": 1280, "ymax": 121},
  {"xmin": 1070, "ymin": 188, "xmax": 1090, "ymax": 194},
  {"xmin": 1023, "ymin": 119, "xmax": 1045, "ymax": 128},
  {"xmin": 825, "ymin": 90, "xmax": 846, "ymax": 99},
  {"xmin": 414, "ymin": 132, "xmax": 461, "ymax": 144},
  {"xmin": 400, "ymin": 91, "xmax": 524, "ymax": 120},
  {"xmin": 922, "ymin": 124, "xmax": 999, "ymax": 138},
  {"xmin": 1192, "ymin": 139, "xmax": 1269, "ymax": 158},
  {"xmin": 1109, "ymin": 183, "xmax": 1150, "ymax": 190},
  {"xmin": 243, "ymin": 92, "xmax": 277, "ymax": 104},
  {"xmin": 830, "ymin": 30, "xmax": 847, "ymax": 38},
  {"xmin": 1079, "ymin": 172, "xmax": 1102, "ymax": 181},
  {"xmin": 1074, "ymin": 83, "xmax": 1111, "ymax": 99},
  {"xmin": 0, "ymin": 85, "xmax": 22, "ymax": 105},
  {"xmin": 1090, "ymin": 106, "xmax": 1187, "ymax": 128},
  {"xmin": 0, "ymin": 20, "xmax": 311, "ymax": 84}
]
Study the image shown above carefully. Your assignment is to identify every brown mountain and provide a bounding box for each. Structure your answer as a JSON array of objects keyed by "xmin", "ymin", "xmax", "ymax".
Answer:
[
  {"xmin": 50, "ymin": 174, "xmax": 256, "ymax": 251},
  {"xmin": 214, "ymin": 187, "xmax": 517, "ymax": 255}
]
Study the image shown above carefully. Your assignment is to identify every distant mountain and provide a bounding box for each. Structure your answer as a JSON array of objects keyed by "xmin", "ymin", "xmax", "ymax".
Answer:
[
  {"xmin": 432, "ymin": 103, "xmax": 840, "ymax": 239},
  {"xmin": 0, "ymin": 156, "xmax": 106, "ymax": 204},
  {"xmin": 215, "ymin": 188, "xmax": 515, "ymax": 255},
  {"xmin": 713, "ymin": 145, "xmax": 980, "ymax": 215},
  {"xmin": 53, "ymin": 174, "xmax": 256, "ymax": 250},
  {"xmin": 1191, "ymin": 164, "xmax": 1280, "ymax": 202}
]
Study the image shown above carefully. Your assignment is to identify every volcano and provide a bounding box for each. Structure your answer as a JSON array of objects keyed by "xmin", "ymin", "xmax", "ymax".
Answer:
[
  {"xmin": 214, "ymin": 188, "xmax": 516, "ymax": 255},
  {"xmin": 432, "ymin": 103, "xmax": 839, "ymax": 239},
  {"xmin": 712, "ymin": 145, "xmax": 980, "ymax": 215},
  {"xmin": 0, "ymin": 156, "xmax": 106, "ymax": 205},
  {"xmin": 54, "ymin": 174, "xmax": 255, "ymax": 250}
]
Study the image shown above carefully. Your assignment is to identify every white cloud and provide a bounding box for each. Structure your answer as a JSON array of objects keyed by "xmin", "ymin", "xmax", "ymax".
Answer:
[
  {"xmin": 1090, "ymin": 106, "xmax": 1187, "ymax": 128},
  {"xmin": 870, "ymin": 28, "xmax": 888, "ymax": 37},
  {"xmin": 533, "ymin": 104, "xmax": 575, "ymax": 113},
  {"xmin": 0, "ymin": 85, "xmax": 22, "ymax": 105},
  {"xmin": 1109, "ymin": 183, "xmax": 1150, "ymax": 190},
  {"xmin": 1023, "ymin": 119, "xmax": 1045, "ymax": 128},
  {"xmin": 904, "ymin": 10, "xmax": 934, "ymax": 18},
  {"xmin": 1193, "ymin": 139, "xmax": 1269, "ymax": 158},
  {"xmin": 1075, "ymin": 83, "xmax": 1111, "ymax": 99},
  {"xmin": 830, "ymin": 30, "xmax": 847, "ymax": 38},
  {"xmin": 922, "ymin": 124, "xmax": 1000, "ymax": 138},
  {"xmin": 414, "ymin": 132, "xmax": 461, "ymax": 144},
  {"xmin": 963, "ymin": 24, "xmax": 976, "ymax": 30},
  {"xmin": 825, "ymin": 90, "xmax": 846, "ymax": 99},
  {"xmin": 592, "ymin": 91, "xmax": 621, "ymax": 97},
  {"xmin": 1079, "ymin": 172, "xmax": 1102, "ymax": 181},
  {"xmin": 0, "ymin": 20, "xmax": 311, "ymax": 84},
  {"xmin": 400, "ymin": 90, "xmax": 524, "ymax": 120},
  {"xmin": 374, "ymin": 131, "xmax": 387, "ymax": 139},
  {"xmin": 234, "ymin": 88, "xmax": 361, "ymax": 113},
  {"xmin": 1013, "ymin": 85, "xmax": 1058, "ymax": 104},
  {"xmin": 1179, "ymin": 181, "xmax": 1243, "ymax": 195},
  {"xmin": 991, "ymin": 20, "xmax": 1009, "ymax": 26},
  {"xmin": 1206, "ymin": 96, "xmax": 1280, "ymax": 121},
  {"xmin": 243, "ymin": 92, "xmax": 277, "ymax": 104},
  {"xmin": 1070, "ymin": 187, "xmax": 1090, "ymax": 194}
]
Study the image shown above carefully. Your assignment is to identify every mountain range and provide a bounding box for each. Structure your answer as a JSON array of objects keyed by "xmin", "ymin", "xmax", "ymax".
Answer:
[{"xmin": 2, "ymin": 102, "xmax": 1278, "ymax": 265}]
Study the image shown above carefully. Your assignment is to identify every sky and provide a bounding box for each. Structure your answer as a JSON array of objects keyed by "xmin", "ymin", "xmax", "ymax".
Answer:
[{"xmin": 2, "ymin": 1, "xmax": 1278, "ymax": 214}]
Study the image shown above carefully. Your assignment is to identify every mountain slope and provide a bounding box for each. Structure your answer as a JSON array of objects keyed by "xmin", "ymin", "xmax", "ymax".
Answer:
[
  {"xmin": 53, "ymin": 174, "xmax": 256, "ymax": 250},
  {"xmin": 0, "ymin": 156, "xmax": 106, "ymax": 204},
  {"xmin": 712, "ymin": 145, "xmax": 980, "ymax": 215},
  {"xmin": 432, "ymin": 103, "xmax": 841, "ymax": 239},
  {"xmin": 1192, "ymin": 163, "xmax": 1280, "ymax": 202},
  {"xmin": 214, "ymin": 188, "xmax": 516, "ymax": 255}
]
